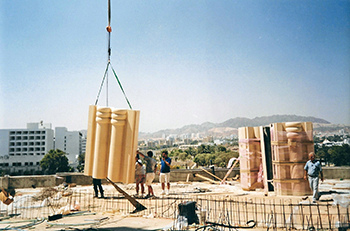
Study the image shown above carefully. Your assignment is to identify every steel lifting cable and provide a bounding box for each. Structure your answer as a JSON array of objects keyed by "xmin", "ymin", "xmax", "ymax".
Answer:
[
  {"xmin": 94, "ymin": 62, "xmax": 110, "ymax": 106},
  {"xmin": 110, "ymin": 63, "xmax": 133, "ymax": 109},
  {"xmin": 94, "ymin": 0, "xmax": 132, "ymax": 109}
]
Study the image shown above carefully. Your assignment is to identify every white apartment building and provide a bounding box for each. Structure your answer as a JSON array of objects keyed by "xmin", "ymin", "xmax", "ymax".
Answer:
[
  {"xmin": 80, "ymin": 130, "xmax": 87, "ymax": 155},
  {"xmin": 54, "ymin": 127, "xmax": 83, "ymax": 165},
  {"xmin": 0, "ymin": 122, "xmax": 54, "ymax": 174},
  {"xmin": 0, "ymin": 122, "xmax": 85, "ymax": 175}
]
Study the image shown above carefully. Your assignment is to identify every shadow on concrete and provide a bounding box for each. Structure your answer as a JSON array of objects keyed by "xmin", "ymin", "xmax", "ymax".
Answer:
[
  {"xmin": 60, "ymin": 228, "xmax": 162, "ymax": 231},
  {"xmin": 320, "ymin": 190, "xmax": 348, "ymax": 196}
]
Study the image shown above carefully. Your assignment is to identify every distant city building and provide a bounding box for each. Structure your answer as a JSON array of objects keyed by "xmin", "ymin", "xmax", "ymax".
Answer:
[
  {"xmin": 179, "ymin": 144, "xmax": 199, "ymax": 150},
  {"xmin": 0, "ymin": 122, "xmax": 84, "ymax": 174},
  {"xmin": 80, "ymin": 130, "xmax": 87, "ymax": 155},
  {"xmin": 317, "ymin": 138, "xmax": 350, "ymax": 147},
  {"xmin": 166, "ymin": 139, "xmax": 174, "ymax": 147},
  {"xmin": 55, "ymin": 127, "xmax": 83, "ymax": 165},
  {"xmin": 146, "ymin": 140, "xmax": 156, "ymax": 148},
  {"xmin": 214, "ymin": 139, "xmax": 224, "ymax": 145},
  {"xmin": 203, "ymin": 136, "xmax": 214, "ymax": 143},
  {"xmin": 0, "ymin": 122, "xmax": 54, "ymax": 174}
]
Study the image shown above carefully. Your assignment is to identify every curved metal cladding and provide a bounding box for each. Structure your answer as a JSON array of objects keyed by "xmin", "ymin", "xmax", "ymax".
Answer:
[
  {"xmin": 107, "ymin": 109, "xmax": 140, "ymax": 183},
  {"xmin": 270, "ymin": 122, "xmax": 313, "ymax": 196},
  {"xmin": 84, "ymin": 105, "xmax": 97, "ymax": 176},
  {"xmin": 125, "ymin": 110, "xmax": 140, "ymax": 184},
  {"xmin": 108, "ymin": 109, "xmax": 127, "ymax": 182},
  {"xmin": 92, "ymin": 107, "xmax": 112, "ymax": 179},
  {"xmin": 238, "ymin": 126, "xmax": 263, "ymax": 191},
  {"xmin": 84, "ymin": 105, "xmax": 140, "ymax": 184}
]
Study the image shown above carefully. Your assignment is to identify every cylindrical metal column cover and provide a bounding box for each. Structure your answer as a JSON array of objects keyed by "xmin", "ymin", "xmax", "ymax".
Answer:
[
  {"xmin": 84, "ymin": 105, "xmax": 97, "ymax": 176},
  {"xmin": 92, "ymin": 107, "xmax": 111, "ymax": 179},
  {"xmin": 122, "ymin": 110, "xmax": 136, "ymax": 183},
  {"xmin": 125, "ymin": 110, "xmax": 140, "ymax": 183},
  {"xmin": 108, "ymin": 109, "xmax": 127, "ymax": 182}
]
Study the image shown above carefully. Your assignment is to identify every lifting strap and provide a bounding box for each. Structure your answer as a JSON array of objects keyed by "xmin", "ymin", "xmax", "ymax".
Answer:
[
  {"xmin": 94, "ymin": 0, "xmax": 132, "ymax": 110},
  {"xmin": 94, "ymin": 62, "xmax": 133, "ymax": 110}
]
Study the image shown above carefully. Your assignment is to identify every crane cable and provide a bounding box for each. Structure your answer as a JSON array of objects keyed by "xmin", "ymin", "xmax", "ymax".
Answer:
[{"xmin": 94, "ymin": 0, "xmax": 132, "ymax": 110}]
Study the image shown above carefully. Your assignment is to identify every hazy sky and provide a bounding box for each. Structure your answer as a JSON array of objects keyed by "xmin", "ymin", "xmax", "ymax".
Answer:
[{"xmin": 1, "ymin": 0, "xmax": 349, "ymax": 133}]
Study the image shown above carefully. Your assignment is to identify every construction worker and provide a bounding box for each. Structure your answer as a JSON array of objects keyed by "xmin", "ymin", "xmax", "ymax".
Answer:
[
  {"xmin": 137, "ymin": 150, "xmax": 157, "ymax": 198},
  {"xmin": 92, "ymin": 178, "xmax": 104, "ymax": 198},
  {"xmin": 135, "ymin": 154, "xmax": 146, "ymax": 197},
  {"xmin": 160, "ymin": 150, "xmax": 171, "ymax": 195},
  {"xmin": 304, "ymin": 152, "xmax": 324, "ymax": 203}
]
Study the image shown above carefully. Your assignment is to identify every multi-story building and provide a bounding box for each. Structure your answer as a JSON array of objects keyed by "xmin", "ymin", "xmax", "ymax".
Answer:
[
  {"xmin": 54, "ymin": 127, "xmax": 83, "ymax": 166},
  {"xmin": 80, "ymin": 130, "xmax": 87, "ymax": 155},
  {"xmin": 0, "ymin": 122, "xmax": 54, "ymax": 174},
  {"xmin": 0, "ymin": 122, "xmax": 84, "ymax": 174}
]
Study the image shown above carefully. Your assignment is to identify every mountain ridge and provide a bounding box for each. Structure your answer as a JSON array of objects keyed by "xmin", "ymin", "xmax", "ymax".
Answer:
[{"xmin": 139, "ymin": 114, "xmax": 333, "ymax": 139}]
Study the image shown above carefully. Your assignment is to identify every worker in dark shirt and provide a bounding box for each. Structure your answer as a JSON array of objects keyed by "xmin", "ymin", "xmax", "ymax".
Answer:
[{"xmin": 160, "ymin": 150, "xmax": 171, "ymax": 195}]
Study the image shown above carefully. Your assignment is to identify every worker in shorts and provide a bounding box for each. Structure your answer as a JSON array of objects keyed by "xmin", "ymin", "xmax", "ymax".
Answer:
[
  {"xmin": 134, "ymin": 154, "xmax": 146, "ymax": 198},
  {"xmin": 160, "ymin": 150, "xmax": 171, "ymax": 195},
  {"xmin": 137, "ymin": 150, "xmax": 157, "ymax": 198}
]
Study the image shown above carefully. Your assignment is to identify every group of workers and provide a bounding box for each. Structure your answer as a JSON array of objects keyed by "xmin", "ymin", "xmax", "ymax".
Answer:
[
  {"xmin": 135, "ymin": 150, "xmax": 171, "ymax": 198},
  {"xmin": 93, "ymin": 150, "xmax": 172, "ymax": 199},
  {"xmin": 93, "ymin": 150, "xmax": 323, "ymax": 203}
]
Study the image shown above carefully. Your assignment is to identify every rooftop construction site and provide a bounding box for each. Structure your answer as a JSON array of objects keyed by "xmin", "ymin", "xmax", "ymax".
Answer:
[
  {"xmin": 1, "ymin": 120, "xmax": 350, "ymax": 230},
  {"xmin": 0, "ymin": 171, "xmax": 349, "ymax": 230},
  {"xmin": 1, "ymin": 0, "xmax": 349, "ymax": 230}
]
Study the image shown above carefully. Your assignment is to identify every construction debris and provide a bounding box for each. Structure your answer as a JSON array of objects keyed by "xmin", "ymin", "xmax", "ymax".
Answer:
[
  {"xmin": 193, "ymin": 187, "xmax": 211, "ymax": 193},
  {"xmin": 200, "ymin": 167, "xmax": 222, "ymax": 181},
  {"xmin": 32, "ymin": 187, "xmax": 58, "ymax": 201},
  {"xmin": 0, "ymin": 188, "xmax": 14, "ymax": 205},
  {"xmin": 193, "ymin": 173, "xmax": 220, "ymax": 184}
]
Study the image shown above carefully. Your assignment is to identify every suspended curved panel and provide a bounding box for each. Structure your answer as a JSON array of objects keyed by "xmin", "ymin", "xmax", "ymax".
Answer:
[{"xmin": 84, "ymin": 105, "xmax": 140, "ymax": 184}]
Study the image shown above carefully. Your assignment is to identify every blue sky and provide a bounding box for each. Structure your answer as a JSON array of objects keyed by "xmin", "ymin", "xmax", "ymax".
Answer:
[{"xmin": 1, "ymin": 0, "xmax": 349, "ymax": 133}]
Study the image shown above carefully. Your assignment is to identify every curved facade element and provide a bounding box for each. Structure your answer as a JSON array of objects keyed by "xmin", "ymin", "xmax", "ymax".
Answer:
[{"xmin": 84, "ymin": 106, "xmax": 140, "ymax": 184}]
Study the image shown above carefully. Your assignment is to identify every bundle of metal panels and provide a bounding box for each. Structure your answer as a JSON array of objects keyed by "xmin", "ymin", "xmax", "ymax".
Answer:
[
  {"xmin": 84, "ymin": 105, "xmax": 140, "ymax": 184},
  {"xmin": 270, "ymin": 122, "xmax": 313, "ymax": 196},
  {"xmin": 239, "ymin": 122, "xmax": 314, "ymax": 196},
  {"xmin": 238, "ymin": 126, "xmax": 263, "ymax": 191}
]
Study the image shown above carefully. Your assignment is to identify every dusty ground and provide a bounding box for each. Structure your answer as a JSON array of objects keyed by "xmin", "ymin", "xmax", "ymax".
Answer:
[{"xmin": 1, "ymin": 179, "xmax": 349, "ymax": 230}]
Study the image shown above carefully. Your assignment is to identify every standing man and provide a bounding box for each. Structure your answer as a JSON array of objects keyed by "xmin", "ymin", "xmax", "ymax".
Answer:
[
  {"xmin": 137, "ymin": 150, "xmax": 157, "ymax": 198},
  {"xmin": 304, "ymin": 152, "xmax": 324, "ymax": 203},
  {"xmin": 92, "ymin": 178, "xmax": 104, "ymax": 198},
  {"xmin": 160, "ymin": 150, "xmax": 171, "ymax": 195},
  {"xmin": 135, "ymin": 154, "xmax": 145, "ymax": 197}
]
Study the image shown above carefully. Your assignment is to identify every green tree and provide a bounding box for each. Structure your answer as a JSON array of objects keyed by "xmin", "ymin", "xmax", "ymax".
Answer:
[
  {"xmin": 178, "ymin": 152, "xmax": 189, "ymax": 161},
  {"xmin": 216, "ymin": 145, "xmax": 227, "ymax": 152},
  {"xmin": 185, "ymin": 147, "xmax": 197, "ymax": 157},
  {"xmin": 204, "ymin": 153, "xmax": 215, "ymax": 165},
  {"xmin": 193, "ymin": 154, "xmax": 207, "ymax": 166},
  {"xmin": 40, "ymin": 149, "xmax": 70, "ymax": 174},
  {"xmin": 313, "ymin": 136, "xmax": 324, "ymax": 143},
  {"xmin": 216, "ymin": 151, "xmax": 239, "ymax": 167},
  {"xmin": 214, "ymin": 157, "xmax": 224, "ymax": 167},
  {"xmin": 77, "ymin": 152, "xmax": 85, "ymax": 172},
  {"xmin": 197, "ymin": 144, "xmax": 214, "ymax": 154},
  {"xmin": 327, "ymin": 135, "xmax": 343, "ymax": 142},
  {"xmin": 170, "ymin": 149, "xmax": 182, "ymax": 161},
  {"xmin": 317, "ymin": 149, "xmax": 329, "ymax": 166},
  {"xmin": 328, "ymin": 144, "xmax": 350, "ymax": 166}
]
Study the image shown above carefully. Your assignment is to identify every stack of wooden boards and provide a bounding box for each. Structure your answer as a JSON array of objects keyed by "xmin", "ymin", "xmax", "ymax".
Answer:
[
  {"xmin": 239, "ymin": 122, "xmax": 313, "ymax": 196},
  {"xmin": 84, "ymin": 105, "xmax": 140, "ymax": 184}
]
